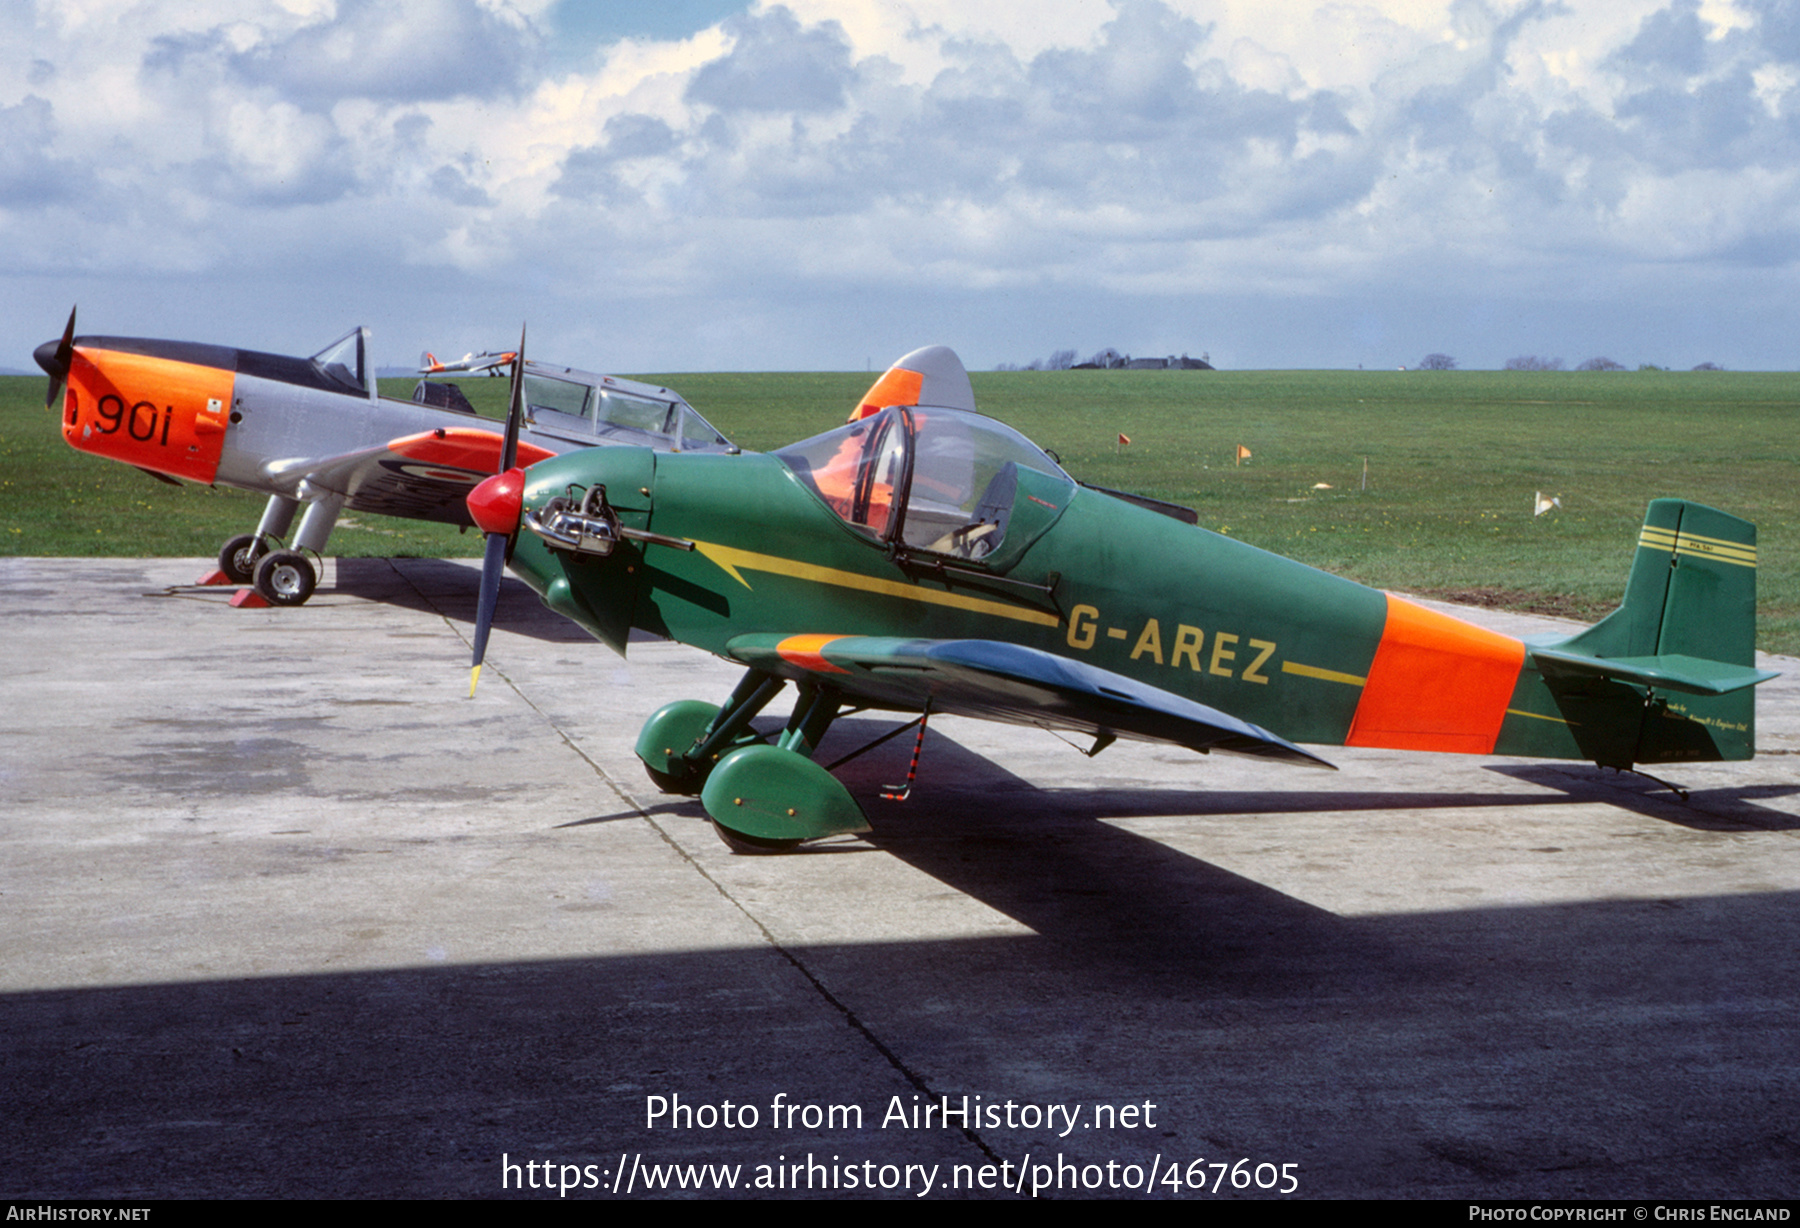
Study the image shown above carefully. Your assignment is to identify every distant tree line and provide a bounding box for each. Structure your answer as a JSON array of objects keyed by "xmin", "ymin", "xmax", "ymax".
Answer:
[
  {"xmin": 997, "ymin": 347, "xmax": 1215, "ymax": 371},
  {"xmin": 994, "ymin": 349, "xmax": 1077, "ymax": 371},
  {"xmin": 1415, "ymin": 353, "xmax": 1725, "ymax": 372}
]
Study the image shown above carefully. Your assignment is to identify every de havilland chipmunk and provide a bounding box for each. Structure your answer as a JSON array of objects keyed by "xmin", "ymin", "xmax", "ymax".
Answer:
[
  {"xmin": 33, "ymin": 309, "xmax": 736, "ymax": 605},
  {"xmin": 461, "ymin": 343, "xmax": 1777, "ymax": 853}
]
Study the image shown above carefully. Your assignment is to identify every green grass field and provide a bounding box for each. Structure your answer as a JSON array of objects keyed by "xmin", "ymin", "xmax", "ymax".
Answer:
[{"xmin": 4, "ymin": 368, "xmax": 1796, "ymax": 653}]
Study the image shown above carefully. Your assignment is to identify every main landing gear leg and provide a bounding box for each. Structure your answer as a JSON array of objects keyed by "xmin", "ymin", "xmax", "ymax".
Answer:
[
  {"xmin": 253, "ymin": 492, "xmax": 342, "ymax": 607},
  {"xmin": 218, "ymin": 494, "xmax": 299, "ymax": 584},
  {"xmin": 698, "ymin": 681, "xmax": 868, "ymax": 854}
]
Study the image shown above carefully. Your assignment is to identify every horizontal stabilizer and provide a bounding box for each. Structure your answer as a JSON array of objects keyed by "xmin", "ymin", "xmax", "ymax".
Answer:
[{"xmin": 1530, "ymin": 645, "xmax": 1777, "ymax": 696}]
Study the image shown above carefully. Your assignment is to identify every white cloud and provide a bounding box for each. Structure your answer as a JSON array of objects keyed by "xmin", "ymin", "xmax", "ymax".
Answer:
[{"xmin": 3, "ymin": 0, "xmax": 1799, "ymax": 370}]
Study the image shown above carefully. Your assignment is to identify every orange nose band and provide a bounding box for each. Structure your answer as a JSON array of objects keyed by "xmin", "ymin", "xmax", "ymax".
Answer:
[{"xmin": 63, "ymin": 347, "xmax": 234, "ymax": 483}]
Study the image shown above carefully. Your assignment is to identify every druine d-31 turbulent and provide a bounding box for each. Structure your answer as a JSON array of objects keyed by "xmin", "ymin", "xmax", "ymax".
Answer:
[{"xmin": 451, "ymin": 343, "xmax": 1775, "ymax": 854}]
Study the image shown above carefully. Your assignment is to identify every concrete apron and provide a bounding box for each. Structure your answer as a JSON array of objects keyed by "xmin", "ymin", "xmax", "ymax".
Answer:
[{"xmin": 4, "ymin": 556, "xmax": 1798, "ymax": 1199}]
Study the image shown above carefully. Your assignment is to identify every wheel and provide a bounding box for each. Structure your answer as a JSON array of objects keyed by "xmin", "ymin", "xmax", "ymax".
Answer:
[
  {"xmin": 644, "ymin": 763, "xmax": 702, "ymax": 796},
  {"xmin": 709, "ymin": 819, "xmax": 801, "ymax": 855},
  {"xmin": 218, "ymin": 534, "xmax": 267, "ymax": 584},
  {"xmin": 700, "ymin": 743, "xmax": 868, "ymax": 854},
  {"xmin": 253, "ymin": 549, "xmax": 317, "ymax": 607}
]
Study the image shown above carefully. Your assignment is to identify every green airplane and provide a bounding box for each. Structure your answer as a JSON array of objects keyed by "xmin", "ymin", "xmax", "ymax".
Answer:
[{"xmin": 464, "ymin": 345, "xmax": 1777, "ymax": 853}]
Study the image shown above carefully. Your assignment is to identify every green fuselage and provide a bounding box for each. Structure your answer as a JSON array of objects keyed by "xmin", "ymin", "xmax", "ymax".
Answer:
[{"xmin": 504, "ymin": 445, "xmax": 1750, "ymax": 767}]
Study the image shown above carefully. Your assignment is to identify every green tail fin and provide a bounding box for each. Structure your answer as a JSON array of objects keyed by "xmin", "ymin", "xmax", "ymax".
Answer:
[
  {"xmin": 1538, "ymin": 500, "xmax": 1765, "ymax": 764},
  {"xmin": 1572, "ymin": 500, "xmax": 1758, "ymax": 662}
]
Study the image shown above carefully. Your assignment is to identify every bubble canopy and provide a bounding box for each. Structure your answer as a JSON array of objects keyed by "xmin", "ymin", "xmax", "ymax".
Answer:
[{"xmin": 775, "ymin": 405, "xmax": 1074, "ymax": 561}]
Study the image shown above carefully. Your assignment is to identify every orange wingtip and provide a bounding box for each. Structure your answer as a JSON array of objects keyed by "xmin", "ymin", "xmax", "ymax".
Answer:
[
  {"xmin": 776, "ymin": 634, "xmax": 851, "ymax": 674},
  {"xmin": 387, "ymin": 427, "xmax": 554, "ymax": 472}
]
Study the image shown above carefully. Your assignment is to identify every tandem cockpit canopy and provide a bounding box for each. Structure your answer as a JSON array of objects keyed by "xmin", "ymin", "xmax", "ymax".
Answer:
[
  {"xmin": 521, "ymin": 364, "xmax": 736, "ymax": 454},
  {"xmin": 776, "ymin": 405, "xmax": 1075, "ymax": 564}
]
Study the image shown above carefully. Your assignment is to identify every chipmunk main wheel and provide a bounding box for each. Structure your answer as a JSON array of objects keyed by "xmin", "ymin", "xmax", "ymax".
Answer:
[
  {"xmin": 218, "ymin": 534, "xmax": 268, "ymax": 584},
  {"xmin": 253, "ymin": 550, "xmax": 317, "ymax": 607}
]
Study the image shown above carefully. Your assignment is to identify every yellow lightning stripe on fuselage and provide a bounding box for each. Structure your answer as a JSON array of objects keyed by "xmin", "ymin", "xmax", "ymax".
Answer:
[
  {"xmin": 693, "ymin": 541, "xmax": 1062, "ymax": 627},
  {"xmin": 1638, "ymin": 527, "xmax": 1757, "ymax": 568}
]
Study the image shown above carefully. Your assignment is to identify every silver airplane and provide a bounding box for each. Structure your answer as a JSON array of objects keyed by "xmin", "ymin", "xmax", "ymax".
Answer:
[{"xmin": 35, "ymin": 311, "xmax": 735, "ymax": 605}]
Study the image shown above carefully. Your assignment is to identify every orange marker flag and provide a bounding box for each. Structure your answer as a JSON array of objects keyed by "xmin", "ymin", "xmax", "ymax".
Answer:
[
  {"xmin": 1235, "ymin": 444, "xmax": 1251, "ymax": 465},
  {"xmin": 1118, "ymin": 433, "xmax": 1131, "ymax": 446}
]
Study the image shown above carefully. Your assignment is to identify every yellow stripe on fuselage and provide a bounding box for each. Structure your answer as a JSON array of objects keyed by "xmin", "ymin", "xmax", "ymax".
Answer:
[
  {"xmin": 1504, "ymin": 707, "xmax": 1575, "ymax": 725},
  {"xmin": 693, "ymin": 541, "xmax": 1062, "ymax": 627},
  {"xmin": 1280, "ymin": 660, "xmax": 1367, "ymax": 687}
]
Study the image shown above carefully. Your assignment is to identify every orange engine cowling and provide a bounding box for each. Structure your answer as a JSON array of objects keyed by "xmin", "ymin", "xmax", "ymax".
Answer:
[{"xmin": 62, "ymin": 346, "xmax": 234, "ymax": 483}]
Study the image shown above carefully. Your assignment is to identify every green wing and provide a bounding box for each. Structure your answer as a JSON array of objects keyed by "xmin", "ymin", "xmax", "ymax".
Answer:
[{"xmin": 726, "ymin": 634, "xmax": 1334, "ymax": 769}]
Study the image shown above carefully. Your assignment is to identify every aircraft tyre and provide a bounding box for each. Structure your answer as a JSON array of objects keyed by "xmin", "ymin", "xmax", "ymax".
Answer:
[
  {"xmin": 253, "ymin": 550, "xmax": 317, "ymax": 607},
  {"xmin": 218, "ymin": 534, "xmax": 268, "ymax": 584},
  {"xmin": 708, "ymin": 819, "xmax": 801, "ymax": 855},
  {"xmin": 643, "ymin": 764, "xmax": 700, "ymax": 795},
  {"xmin": 700, "ymin": 743, "xmax": 870, "ymax": 854}
]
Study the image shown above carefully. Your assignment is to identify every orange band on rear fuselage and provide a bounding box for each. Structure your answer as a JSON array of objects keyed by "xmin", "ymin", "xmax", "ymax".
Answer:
[
  {"xmin": 1346, "ymin": 594, "xmax": 1525, "ymax": 754},
  {"xmin": 776, "ymin": 634, "xmax": 851, "ymax": 675},
  {"xmin": 64, "ymin": 348, "xmax": 235, "ymax": 484}
]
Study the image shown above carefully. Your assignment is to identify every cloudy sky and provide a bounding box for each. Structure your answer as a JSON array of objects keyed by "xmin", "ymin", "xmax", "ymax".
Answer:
[{"xmin": 4, "ymin": 0, "xmax": 1796, "ymax": 372}]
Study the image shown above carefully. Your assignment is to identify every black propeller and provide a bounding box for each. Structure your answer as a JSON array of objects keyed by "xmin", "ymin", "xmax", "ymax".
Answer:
[
  {"xmin": 468, "ymin": 324, "xmax": 527, "ymax": 697},
  {"xmin": 35, "ymin": 307, "xmax": 76, "ymax": 410}
]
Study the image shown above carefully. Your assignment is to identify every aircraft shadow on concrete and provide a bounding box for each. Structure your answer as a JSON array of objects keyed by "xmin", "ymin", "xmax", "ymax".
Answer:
[
  {"xmin": 552, "ymin": 717, "xmax": 1797, "ymax": 990},
  {"xmin": 13, "ymin": 741, "xmax": 1800, "ymax": 1198},
  {"xmin": 23, "ymin": 699, "xmax": 1791, "ymax": 1197},
  {"xmin": 7, "ymin": 882, "xmax": 1797, "ymax": 1198},
  {"xmin": 1485, "ymin": 762, "xmax": 1800, "ymax": 832},
  {"xmin": 802, "ymin": 722, "xmax": 1642, "ymax": 977},
  {"xmin": 565, "ymin": 714, "xmax": 1594, "ymax": 837},
  {"xmin": 331, "ymin": 557, "xmax": 595, "ymax": 644}
]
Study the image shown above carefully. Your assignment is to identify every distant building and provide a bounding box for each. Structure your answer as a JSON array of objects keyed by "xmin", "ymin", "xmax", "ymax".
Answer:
[{"xmin": 1122, "ymin": 355, "xmax": 1215, "ymax": 370}]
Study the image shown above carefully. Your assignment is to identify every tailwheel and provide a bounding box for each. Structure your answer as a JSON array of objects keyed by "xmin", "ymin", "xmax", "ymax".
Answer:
[
  {"xmin": 253, "ymin": 549, "xmax": 317, "ymax": 607},
  {"xmin": 700, "ymin": 743, "xmax": 869, "ymax": 854},
  {"xmin": 218, "ymin": 534, "xmax": 268, "ymax": 584}
]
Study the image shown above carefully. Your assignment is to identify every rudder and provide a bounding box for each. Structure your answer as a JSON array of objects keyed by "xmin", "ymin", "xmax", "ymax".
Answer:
[{"xmin": 1645, "ymin": 500, "xmax": 1759, "ymax": 668}]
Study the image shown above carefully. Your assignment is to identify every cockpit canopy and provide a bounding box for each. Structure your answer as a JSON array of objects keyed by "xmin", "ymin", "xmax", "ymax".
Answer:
[
  {"xmin": 776, "ymin": 405, "xmax": 1074, "ymax": 564},
  {"xmin": 523, "ymin": 365, "xmax": 735, "ymax": 453},
  {"xmin": 311, "ymin": 327, "xmax": 372, "ymax": 396}
]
